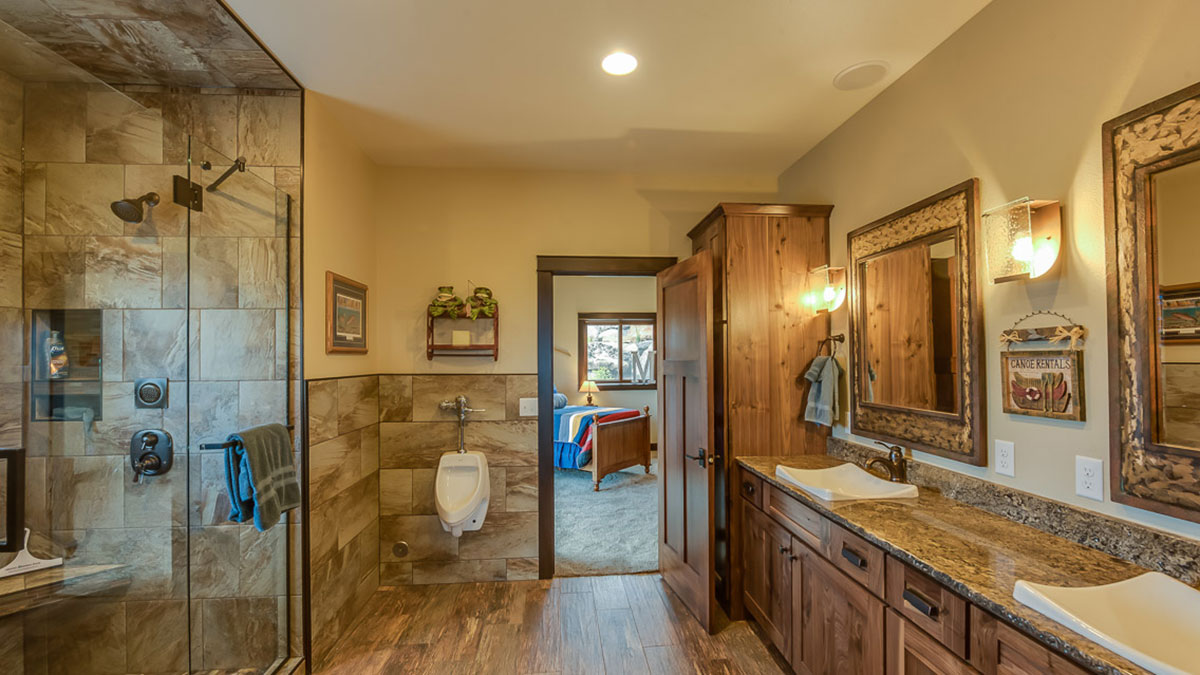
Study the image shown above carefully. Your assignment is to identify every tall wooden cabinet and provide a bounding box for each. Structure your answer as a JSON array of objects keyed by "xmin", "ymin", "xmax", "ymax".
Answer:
[{"xmin": 688, "ymin": 203, "xmax": 833, "ymax": 607}]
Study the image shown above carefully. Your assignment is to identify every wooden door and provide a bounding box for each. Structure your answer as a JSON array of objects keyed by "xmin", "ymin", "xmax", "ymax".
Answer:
[
  {"xmin": 794, "ymin": 543, "xmax": 885, "ymax": 674},
  {"xmin": 657, "ymin": 251, "xmax": 717, "ymax": 632},
  {"xmin": 887, "ymin": 610, "xmax": 977, "ymax": 675},
  {"xmin": 741, "ymin": 504, "xmax": 792, "ymax": 657}
]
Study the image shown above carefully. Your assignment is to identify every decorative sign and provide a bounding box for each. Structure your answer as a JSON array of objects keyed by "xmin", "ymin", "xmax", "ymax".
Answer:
[
  {"xmin": 326, "ymin": 272, "xmax": 368, "ymax": 354},
  {"xmin": 1001, "ymin": 349, "xmax": 1085, "ymax": 421}
]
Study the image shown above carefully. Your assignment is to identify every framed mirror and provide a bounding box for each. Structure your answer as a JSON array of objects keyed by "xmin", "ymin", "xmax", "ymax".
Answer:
[
  {"xmin": 848, "ymin": 179, "xmax": 986, "ymax": 465},
  {"xmin": 1104, "ymin": 81, "xmax": 1200, "ymax": 521}
]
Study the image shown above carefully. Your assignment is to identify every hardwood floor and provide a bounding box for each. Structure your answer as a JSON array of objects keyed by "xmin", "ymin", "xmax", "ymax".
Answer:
[{"xmin": 318, "ymin": 573, "xmax": 790, "ymax": 674}]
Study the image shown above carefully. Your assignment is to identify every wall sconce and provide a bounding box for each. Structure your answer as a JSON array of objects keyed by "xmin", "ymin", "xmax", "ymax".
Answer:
[
  {"xmin": 802, "ymin": 265, "xmax": 846, "ymax": 313},
  {"xmin": 982, "ymin": 197, "xmax": 1062, "ymax": 283}
]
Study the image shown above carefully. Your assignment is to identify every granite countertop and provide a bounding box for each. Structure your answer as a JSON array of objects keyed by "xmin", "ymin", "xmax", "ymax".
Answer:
[{"xmin": 738, "ymin": 455, "xmax": 1152, "ymax": 675}]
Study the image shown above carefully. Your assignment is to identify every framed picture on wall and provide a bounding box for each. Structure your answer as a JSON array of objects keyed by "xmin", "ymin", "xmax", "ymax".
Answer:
[
  {"xmin": 326, "ymin": 272, "xmax": 368, "ymax": 354},
  {"xmin": 1001, "ymin": 349, "xmax": 1085, "ymax": 421},
  {"xmin": 1160, "ymin": 283, "xmax": 1200, "ymax": 344}
]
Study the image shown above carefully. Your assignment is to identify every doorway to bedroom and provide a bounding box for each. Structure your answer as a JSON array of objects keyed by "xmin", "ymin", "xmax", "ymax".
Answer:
[{"xmin": 535, "ymin": 256, "xmax": 677, "ymax": 579}]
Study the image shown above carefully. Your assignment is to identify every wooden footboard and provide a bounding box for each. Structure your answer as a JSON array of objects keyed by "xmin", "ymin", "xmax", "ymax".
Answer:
[{"xmin": 589, "ymin": 406, "xmax": 652, "ymax": 491}]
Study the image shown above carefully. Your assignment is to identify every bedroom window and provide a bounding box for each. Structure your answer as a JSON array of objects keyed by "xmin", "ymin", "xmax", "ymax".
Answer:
[{"xmin": 578, "ymin": 313, "xmax": 656, "ymax": 390}]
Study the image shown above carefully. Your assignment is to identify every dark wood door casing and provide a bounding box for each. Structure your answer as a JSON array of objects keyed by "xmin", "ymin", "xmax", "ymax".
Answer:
[{"xmin": 657, "ymin": 251, "xmax": 717, "ymax": 632}]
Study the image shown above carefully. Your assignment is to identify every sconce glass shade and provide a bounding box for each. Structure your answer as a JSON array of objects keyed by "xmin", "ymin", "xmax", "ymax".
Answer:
[
  {"xmin": 982, "ymin": 197, "xmax": 1061, "ymax": 283},
  {"xmin": 802, "ymin": 266, "xmax": 846, "ymax": 313}
]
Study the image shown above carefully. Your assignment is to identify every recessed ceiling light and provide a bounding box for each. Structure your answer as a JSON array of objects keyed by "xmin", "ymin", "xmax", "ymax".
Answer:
[
  {"xmin": 602, "ymin": 51, "xmax": 638, "ymax": 76},
  {"xmin": 833, "ymin": 60, "xmax": 889, "ymax": 91}
]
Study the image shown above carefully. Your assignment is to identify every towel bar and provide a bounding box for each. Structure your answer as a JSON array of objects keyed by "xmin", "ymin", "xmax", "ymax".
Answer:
[{"xmin": 199, "ymin": 424, "xmax": 294, "ymax": 450}]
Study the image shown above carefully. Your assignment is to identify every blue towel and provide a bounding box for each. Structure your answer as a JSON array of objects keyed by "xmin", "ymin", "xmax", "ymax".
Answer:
[
  {"xmin": 803, "ymin": 355, "xmax": 841, "ymax": 427},
  {"xmin": 225, "ymin": 423, "xmax": 300, "ymax": 531}
]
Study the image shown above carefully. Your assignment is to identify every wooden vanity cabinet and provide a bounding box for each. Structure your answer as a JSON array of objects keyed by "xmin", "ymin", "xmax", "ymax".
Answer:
[
  {"xmin": 739, "ymin": 477, "xmax": 1097, "ymax": 675},
  {"xmin": 742, "ymin": 502, "xmax": 794, "ymax": 656}
]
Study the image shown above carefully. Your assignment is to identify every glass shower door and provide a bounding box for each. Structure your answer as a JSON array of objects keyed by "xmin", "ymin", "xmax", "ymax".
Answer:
[
  {"xmin": 0, "ymin": 17, "xmax": 297, "ymax": 674},
  {"xmin": 184, "ymin": 135, "xmax": 295, "ymax": 673}
]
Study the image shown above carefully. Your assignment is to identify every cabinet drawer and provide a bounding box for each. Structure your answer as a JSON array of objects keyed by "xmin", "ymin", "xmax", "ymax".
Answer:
[
  {"xmin": 827, "ymin": 523, "xmax": 885, "ymax": 597},
  {"xmin": 765, "ymin": 485, "xmax": 827, "ymax": 551},
  {"xmin": 740, "ymin": 471, "xmax": 763, "ymax": 510},
  {"xmin": 886, "ymin": 556, "xmax": 968, "ymax": 658}
]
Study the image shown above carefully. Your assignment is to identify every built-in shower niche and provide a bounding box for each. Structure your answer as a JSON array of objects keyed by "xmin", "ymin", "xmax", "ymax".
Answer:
[{"xmin": 29, "ymin": 310, "xmax": 103, "ymax": 422}]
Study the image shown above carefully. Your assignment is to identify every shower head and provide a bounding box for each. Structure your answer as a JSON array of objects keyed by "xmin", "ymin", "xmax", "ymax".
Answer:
[{"xmin": 110, "ymin": 192, "xmax": 160, "ymax": 224}]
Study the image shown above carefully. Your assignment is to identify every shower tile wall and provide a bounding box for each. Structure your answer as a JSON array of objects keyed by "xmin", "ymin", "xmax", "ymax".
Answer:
[
  {"xmin": 305, "ymin": 376, "xmax": 381, "ymax": 668},
  {"xmin": 0, "ymin": 78, "xmax": 302, "ymax": 674},
  {"xmin": 378, "ymin": 373, "xmax": 539, "ymax": 586},
  {"xmin": 0, "ymin": 70, "xmax": 21, "ymax": 449}
]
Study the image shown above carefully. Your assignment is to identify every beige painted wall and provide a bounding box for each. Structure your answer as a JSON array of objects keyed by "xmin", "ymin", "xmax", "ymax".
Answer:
[
  {"xmin": 553, "ymin": 276, "xmax": 658, "ymax": 438},
  {"xmin": 371, "ymin": 166, "xmax": 777, "ymax": 373},
  {"xmin": 777, "ymin": 0, "xmax": 1200, "ymax": 540},
  {"xmin": 303, "ymin": 91, "xmax": 382, "ymax": 378}
]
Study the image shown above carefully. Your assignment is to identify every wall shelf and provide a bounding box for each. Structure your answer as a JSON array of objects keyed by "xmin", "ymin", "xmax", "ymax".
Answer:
[
  {"xmin": 426, "ymin": 309, "xmax": 499, "ymax": 361},
  {"xmin": 29, "ymin": 310, "xmax": 103, "ymax": 422}
]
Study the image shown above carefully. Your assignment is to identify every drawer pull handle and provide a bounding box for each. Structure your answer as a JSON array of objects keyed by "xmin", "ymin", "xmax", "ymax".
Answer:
[
  {"xmin": 902, "ymin": 588, "xmax": 940, "ymax": 619},
  {"xmin": 840, "ymin": 546, "xmax": 867, "ymax": 569},
  {"xmin": 778, "ymin": 544, "xmax": 789, "ymax": 555},
  {"xmin": 743, "ymin": 481, "xmax": 756, "ymax": 495}
]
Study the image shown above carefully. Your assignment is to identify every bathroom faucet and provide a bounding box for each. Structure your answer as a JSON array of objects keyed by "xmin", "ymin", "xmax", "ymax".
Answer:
[
  {"xmin": 439, "ymin": 395, "xmax": 485, "ymax": 453},
  {"xmin": 866, "ymin": 441, "xmax": 908, "ymax": 483}
]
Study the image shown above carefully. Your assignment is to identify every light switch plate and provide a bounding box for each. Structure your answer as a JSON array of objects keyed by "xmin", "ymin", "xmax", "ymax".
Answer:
[
  {"xmin": 1075, "ymin": 456, "xmax": 1104, "ymax": 501},
  {"xmin": 995, "ymin": 440, "xmax": 1015, "ymax": 477},
  {"xmin": 519, "ymin": 397, "xmax": 538, "ymax": 417}
]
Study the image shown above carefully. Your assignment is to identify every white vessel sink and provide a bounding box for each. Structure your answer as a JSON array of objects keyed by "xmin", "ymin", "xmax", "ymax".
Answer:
[
  {"xmin": 1014, "ymin": 572, "xmax": 1200, "ymax": 675},
  {"xmin": 774, "ymin": 463, "xmax": 918, "ymax": 501}
]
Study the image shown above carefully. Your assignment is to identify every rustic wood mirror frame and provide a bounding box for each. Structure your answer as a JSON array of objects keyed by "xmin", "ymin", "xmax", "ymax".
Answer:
[
  {"xmin": 848, "ymin": 178, "xmax": 986, "ymax": 465},
  {"xmin": 1103, "ymin": 82, "xmax": 1200, "ymax": 521}
]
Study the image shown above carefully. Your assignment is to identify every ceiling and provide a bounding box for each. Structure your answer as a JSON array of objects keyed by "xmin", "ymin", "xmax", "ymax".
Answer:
[
  {"xmin": 228, "ymin": 0, "xmax": 990, "ymax": 174},
  {"xmin": 0, "ymin": 0, "xmax": 297, "ymax": 89}
]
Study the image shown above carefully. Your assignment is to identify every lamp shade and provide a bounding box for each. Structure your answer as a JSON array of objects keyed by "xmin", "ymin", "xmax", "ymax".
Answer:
[{"xmin": 579, "ymin": 380, "xmax": 599, "ymax": 394}]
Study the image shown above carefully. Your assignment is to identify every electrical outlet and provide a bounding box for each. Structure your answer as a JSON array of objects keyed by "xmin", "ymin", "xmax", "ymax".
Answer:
[
  {"xmin": 995, "ymin": 440, "xmax": 1015, "ymax": 477},
  {"xmin": 519, "ymin": 397, "xmax": 538, "ymax": 417},
  {"xmin": 1075, "ymin": 456, "xmax": 1104, "ymax": 501}
]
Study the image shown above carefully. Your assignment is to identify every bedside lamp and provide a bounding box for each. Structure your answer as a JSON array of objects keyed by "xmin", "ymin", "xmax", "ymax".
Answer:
[{"xmin": 580, "ymin": 380, "xmax": 599, "ymax": 406}]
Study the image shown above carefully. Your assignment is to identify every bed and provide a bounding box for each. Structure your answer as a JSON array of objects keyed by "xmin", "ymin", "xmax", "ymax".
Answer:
[{"xmin": 552, "ymin": 405, "xmax": 652, "ymax": 491}]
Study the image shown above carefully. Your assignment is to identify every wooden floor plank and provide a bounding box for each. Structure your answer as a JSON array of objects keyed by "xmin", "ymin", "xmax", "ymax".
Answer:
[
  {"xmin": 558, "ymin": 590, "xmax": 605, "ymax": 675},
  {"xmin": 518, "ymin": 583, "xmax": 562, "ymax": 674},
  {"xmin": 590, "ymin": 575, "xmax": 630, "ymax": 611},
  {"xmin": 476, "ymin": 623, "xmax": 524, "ymax": 675},
  {"xmin": 622, "ymin": 574, "xmax": 681, "ymax": 648},
  {"xmin": 556, "ymin": 576, "xmax": 595, "ymax": 594},
  {"xmin": 595, "ymin": 608, "xmax": 650, "ymax": 675}
]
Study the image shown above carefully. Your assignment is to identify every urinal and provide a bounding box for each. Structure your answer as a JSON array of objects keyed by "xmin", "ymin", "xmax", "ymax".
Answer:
[{"xmin": 435, "ymin": 451, "xmax": 489, "ymax": 537}]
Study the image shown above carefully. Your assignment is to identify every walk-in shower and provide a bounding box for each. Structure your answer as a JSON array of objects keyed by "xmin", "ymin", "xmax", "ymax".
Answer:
[{"xmin": 0, "ymin": 10, "xmax": 303, "ymax": 675}]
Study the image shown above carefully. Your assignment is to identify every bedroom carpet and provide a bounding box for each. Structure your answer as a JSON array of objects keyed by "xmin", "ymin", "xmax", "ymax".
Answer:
[{"xmin": 554, "ymin": 459, "xmax": 659, "ymax": 577}]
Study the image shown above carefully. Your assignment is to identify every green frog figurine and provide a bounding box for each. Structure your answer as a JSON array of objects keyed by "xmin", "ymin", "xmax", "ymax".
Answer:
[
  {"xmin": 467, "ymin": 286, "xmax": 498, "ymax": 320},
  {"xmin": 428, "ymin": 286, "xmax": 465, "ymax": 317}
]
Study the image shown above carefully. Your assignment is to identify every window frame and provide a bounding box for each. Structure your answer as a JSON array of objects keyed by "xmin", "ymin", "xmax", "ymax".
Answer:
[{"xmin": 577, "ymin": 312, "xmax": 657, "ymax": 391}]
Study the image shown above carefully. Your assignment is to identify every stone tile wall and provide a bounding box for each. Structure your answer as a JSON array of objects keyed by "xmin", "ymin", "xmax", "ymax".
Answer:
[
  {"xmin": 305, "ymin": 375, "xmax": 381, "ymax": 668},
  {"xmin": 0, "ymin": 76, "xmax": 301, "ymax": 674},
  {"xmin": 378, "ymin": 373, "xmax": 538, "ymax": 586}
]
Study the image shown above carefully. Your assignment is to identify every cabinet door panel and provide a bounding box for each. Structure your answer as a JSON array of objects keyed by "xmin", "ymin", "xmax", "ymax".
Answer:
[
  {"xmin": 886, "ymin": 610, "xmax": 977, "ymax": 675},
  {"xmin": 742, "ymin": 503, "xmax": 792, "ymax": 657},
  {"xmin": 969, "ymin": 606, "xmax": 1089, "ymax": 675},
  {"xmin": 796, "ymin": 543, "xmax": 884, "ymax": 674}
]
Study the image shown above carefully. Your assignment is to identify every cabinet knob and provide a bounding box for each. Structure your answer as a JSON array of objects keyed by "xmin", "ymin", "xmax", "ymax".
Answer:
[
  {"xmin": 742, "ymin": 481, "xmax": 755, "ymax": 494},
  {"xmin": 778, "ymin": 544, "xmax": 790, "ymax": 555}
]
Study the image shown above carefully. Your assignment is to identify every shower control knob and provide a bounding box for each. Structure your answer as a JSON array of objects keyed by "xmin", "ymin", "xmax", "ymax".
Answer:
[{"xmin": 132, "ymin": 453, "xmax": 161, "ymax": 484}]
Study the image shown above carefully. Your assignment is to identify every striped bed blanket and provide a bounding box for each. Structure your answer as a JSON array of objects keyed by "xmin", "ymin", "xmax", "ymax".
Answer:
[{"xmin": 552, "ymin": 405, "xmax": 642, "ymax": 469}]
